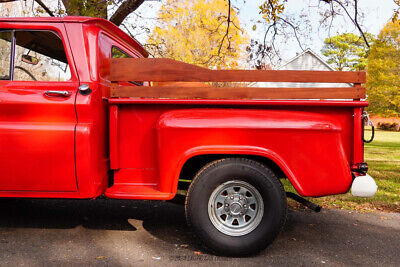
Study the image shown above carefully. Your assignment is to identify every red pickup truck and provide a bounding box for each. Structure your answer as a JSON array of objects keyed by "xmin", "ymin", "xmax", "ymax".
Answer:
[{"xmin": 0, "ymin": 17, "xmax": 377, "ymax": 256}]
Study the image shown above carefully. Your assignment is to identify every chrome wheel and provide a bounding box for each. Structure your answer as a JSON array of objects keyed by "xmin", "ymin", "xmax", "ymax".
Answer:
[{"xmin": 208, "ymin": 180, "xmax": 264, "ymax": 236}]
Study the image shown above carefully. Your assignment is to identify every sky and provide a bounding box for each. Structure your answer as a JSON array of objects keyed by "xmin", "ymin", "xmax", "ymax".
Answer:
[
  {"xmin": 1, "ymin": 0, "xmax": 398, "ymax": 66},
  {"xmin": 130, "ymin": 0, "xmax": 398, "ymax": 64},
  {"xmin": 241, "ymin": 0, "xmax": 397, "ymax": 61},
  {"xmin": 239, "ymin": 0, "xmax": 396, "ymax": 54}
]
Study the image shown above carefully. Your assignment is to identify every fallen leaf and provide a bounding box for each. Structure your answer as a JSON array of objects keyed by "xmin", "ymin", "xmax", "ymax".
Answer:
[
  {"xmin": 194, "ymin": 251, "xmax": 202, "ymax": 255},
  {"xmin": 96, "ymin": 256, "xmax": 107, "ymax": 260}
]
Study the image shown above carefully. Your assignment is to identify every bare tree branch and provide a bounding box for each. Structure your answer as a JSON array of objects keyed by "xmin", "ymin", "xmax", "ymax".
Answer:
[
  {"xmin": 335, "ymin": 0, "xmax": 369, "ymax": 47},
  {"xmin": 218, "ymin": 0, "xmax": 231, "ymax": 55},
  {"xmin": 279, "ymin": 17, "xmax": 304, "ymax": 51},
  {"xmin": 393, "ymin": 0, "xmax": 400, "ymax": 20},
  {"xmin": 34, "ymin": 0, "xmax": 54, "ymax": 16},
  {"xmin": 110, "ymin": 0, "xmax": 146, "ymax": 26},
  {"xmin": 321, "ymin": 0, "xmax": 370, "ymax": 47},
  {"xmin": 0, "ymin": 0, "xmax": 55, "ymax": 17}
]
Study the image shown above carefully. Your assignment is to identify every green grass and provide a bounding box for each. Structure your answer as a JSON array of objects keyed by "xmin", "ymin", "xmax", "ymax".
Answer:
[{"xmin": 283, "ymin": 129, "xmax": 400, "ymax": 212}]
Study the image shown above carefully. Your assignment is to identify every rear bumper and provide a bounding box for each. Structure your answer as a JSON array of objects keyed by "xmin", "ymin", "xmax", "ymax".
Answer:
[{"xmin": 351, "ymin": 174, "xmax": 378, "ymax": 197}]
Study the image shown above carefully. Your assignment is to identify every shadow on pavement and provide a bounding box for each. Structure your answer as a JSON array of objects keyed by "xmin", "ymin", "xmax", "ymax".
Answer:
[
  {"xmin": 0, "ymin": 197, "xmax": 186, "ymax": 229},
  {"xmin": 0, "ymin": 196, "xmax": 399, "ymax": 265},
  {"xmin": 0, "ymin": 196, "xmax": 205, "ymax": 251}
]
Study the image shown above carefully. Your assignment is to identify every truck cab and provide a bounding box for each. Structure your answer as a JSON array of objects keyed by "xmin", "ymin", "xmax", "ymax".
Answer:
[{"xmin": 0, "ymin": 17, "xmax": 148, "ymax": 198}]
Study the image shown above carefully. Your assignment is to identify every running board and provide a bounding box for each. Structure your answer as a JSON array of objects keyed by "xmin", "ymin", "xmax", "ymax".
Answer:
[{"xmin": 105, "ymin": 184, "xmax": 175, "ymax": 200}]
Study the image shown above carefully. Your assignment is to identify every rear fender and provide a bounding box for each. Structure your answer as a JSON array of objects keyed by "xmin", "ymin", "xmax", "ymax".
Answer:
[
  {"xmin": 175, "ymin": 145, "xmax": 301, "ymax": 192},
  {"xmin": 156, "ymin": 109, "xmax": 352, "ymax": 197}
]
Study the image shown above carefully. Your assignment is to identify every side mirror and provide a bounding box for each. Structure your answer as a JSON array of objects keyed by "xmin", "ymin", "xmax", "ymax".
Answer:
[{"xmin": 21, "ymin": 54, "xmax": 39, "ymax": 65}]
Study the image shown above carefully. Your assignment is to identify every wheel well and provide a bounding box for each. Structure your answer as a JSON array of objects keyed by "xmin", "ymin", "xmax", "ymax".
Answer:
[{"xmin": 178, "ymin": 154, "xmax": 287, "ymax": 191}]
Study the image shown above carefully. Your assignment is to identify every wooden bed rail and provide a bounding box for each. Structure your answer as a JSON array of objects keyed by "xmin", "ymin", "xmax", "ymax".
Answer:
[{"xmin": 109, "ymin": 58, "xmax": 366, "ymax": 100}]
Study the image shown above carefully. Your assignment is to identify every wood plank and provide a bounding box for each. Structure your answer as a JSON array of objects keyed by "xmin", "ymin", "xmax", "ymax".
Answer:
[
  {"xmin": 110, "ymin": 58, "xmax": 366, "ymax": 83},
  {"xmin": 110, "ymin": 85, "xmax": 366, "ymax": 99},
  {"xmin": 353, "ymin": 83, "xmax": 362, "ymax": 101},
  {"xmin": 152, "ymin": 81, "xmax": 209, "ymax": 87}
]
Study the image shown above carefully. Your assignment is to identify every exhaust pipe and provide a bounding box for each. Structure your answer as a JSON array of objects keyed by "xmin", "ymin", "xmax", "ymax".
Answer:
[{"xmin": 286, "ymin": 192, "xmax": 322, "ymax": 212}]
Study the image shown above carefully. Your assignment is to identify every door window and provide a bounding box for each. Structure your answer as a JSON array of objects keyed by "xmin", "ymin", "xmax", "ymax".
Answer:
[
  {"xmin": 13, "ymin": 31, "xmax": 71, "ymax": 81},
  {"xmin": 0, "ymin": 31, "xmax": 12, "ymax": 80},
  {"xmin": 0, "ymin": 30, "xmax": 71, "ymax": 81}
]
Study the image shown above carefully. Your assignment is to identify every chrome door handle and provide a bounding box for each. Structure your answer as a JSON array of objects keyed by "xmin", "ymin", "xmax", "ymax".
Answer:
[{"xmin": 44, "ymin": 90, "xmax": 71, "ymax": 97}]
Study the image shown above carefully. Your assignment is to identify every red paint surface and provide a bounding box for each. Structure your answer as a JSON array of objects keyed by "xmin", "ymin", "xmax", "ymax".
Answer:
[
  {"xmin": 108, "ymin": 105, "xmax": 362, "ymax": 198},
  {"xmin": 0, "ymin": 18, "xmax": 367, "ymax": 199}
]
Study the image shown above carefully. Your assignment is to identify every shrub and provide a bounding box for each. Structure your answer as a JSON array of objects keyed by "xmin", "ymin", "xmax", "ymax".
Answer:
[{"xmin": 377, "ymin": 122, "xmax": 400, "ymax": 131}]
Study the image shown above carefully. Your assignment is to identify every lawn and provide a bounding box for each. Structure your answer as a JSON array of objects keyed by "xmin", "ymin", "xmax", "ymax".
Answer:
[{"xmin": 284, "ymin": 130, "xmax": 400, "ymax": 212}]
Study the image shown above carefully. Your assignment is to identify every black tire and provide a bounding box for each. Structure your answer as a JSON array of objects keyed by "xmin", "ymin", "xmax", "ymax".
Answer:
[{"xmin": 185, "ymin": 158, "xmax": 287, "ymax": 256}]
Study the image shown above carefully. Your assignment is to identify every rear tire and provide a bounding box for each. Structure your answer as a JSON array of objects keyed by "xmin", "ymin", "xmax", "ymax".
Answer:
[{"xmin": 185, "ymin": 158, "xmax": 287, "ymax": 256}]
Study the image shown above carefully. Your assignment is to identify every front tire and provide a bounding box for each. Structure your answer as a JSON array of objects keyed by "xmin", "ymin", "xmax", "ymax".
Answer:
[{"xmin": 185, "ymin": 158, "xmax": 287, "ymax": 256}]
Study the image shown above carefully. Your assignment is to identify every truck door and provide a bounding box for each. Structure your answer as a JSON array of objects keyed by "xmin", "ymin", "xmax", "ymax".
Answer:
[{"xmin": 0, "ymin": 28, "xmax": 78, "ymax": 192}]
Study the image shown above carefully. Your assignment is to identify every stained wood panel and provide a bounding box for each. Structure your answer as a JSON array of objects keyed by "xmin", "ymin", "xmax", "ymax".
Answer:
[
  {"xmin": 110, "ymin": 58, "xmax": 366, "ymax": 83},
  {"xmin": 109, "ymin": 58, "xmax": 366, "ymax": 100},
  {"xmin": 111, "ymin": 84, "xmax": 366, "ymax": 100}
]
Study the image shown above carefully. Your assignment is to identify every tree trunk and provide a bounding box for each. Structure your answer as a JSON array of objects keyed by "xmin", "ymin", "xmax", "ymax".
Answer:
[
  {"xmin": 110, "ymin": 0, "xmax": 145, "ymax": 26},
  {"xmin": 61, "ymin": 0, "xmax": 144, "ymax": 24},
  {"xmin": 62, "ymin": 0, "xmax": 108, "ymax": 19},
  {"xmin": 61, "ymin": 0, "xmax": 78, "ymax": 16}
]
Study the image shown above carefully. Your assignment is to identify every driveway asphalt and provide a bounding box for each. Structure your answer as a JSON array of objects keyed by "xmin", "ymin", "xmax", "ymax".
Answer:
[{"xmin": 0, "ymin": 197, "xmax": 399, "ymax": 266}]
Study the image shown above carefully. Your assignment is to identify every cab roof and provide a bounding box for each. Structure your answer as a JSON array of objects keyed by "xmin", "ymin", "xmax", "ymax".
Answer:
[{"xmin": 0, "ymin": 16, "xmax": 148, "ymax": 57}]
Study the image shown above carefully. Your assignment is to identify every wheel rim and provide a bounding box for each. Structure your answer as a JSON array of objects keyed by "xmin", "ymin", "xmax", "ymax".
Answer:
[{"xmin": 208, "ymin": 180, "xmax": 264, "ymax": 236}]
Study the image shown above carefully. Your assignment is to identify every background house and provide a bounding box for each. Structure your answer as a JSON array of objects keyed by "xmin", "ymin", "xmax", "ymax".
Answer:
[{"xmin": 251, "ymin": 48, "xmax": 352, "ymax": 88}]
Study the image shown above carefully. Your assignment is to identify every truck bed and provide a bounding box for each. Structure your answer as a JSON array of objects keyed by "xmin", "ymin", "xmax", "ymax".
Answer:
[{"xmin": 105, "ymin": 58, "xmax": 367, "ymax": 200}]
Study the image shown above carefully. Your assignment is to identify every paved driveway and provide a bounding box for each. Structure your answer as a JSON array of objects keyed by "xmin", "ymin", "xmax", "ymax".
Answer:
[{"xmin": 0, "ymin": 198, "xmax": 399, "ymax": 266}]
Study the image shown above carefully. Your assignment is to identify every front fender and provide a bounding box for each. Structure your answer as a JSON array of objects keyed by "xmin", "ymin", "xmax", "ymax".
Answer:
[{"xmin": 156, "ymin": 109, "xmax": 352, "ymax": 197}]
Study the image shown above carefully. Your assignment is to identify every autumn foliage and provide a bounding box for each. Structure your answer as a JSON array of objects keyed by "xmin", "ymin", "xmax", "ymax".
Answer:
[
  {"xmin": 367, "ymin": 21, "xmax": 400, "ymax": 117},
  {"xmin": 146, "ymin": 0, "xmax": 248, "ymax": 69}
]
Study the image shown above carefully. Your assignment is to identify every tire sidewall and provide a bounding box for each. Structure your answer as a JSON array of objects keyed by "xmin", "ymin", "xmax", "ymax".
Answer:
[{"xmin": 187, "ymin": 159, "xmax": 287, "ymax": 255}]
